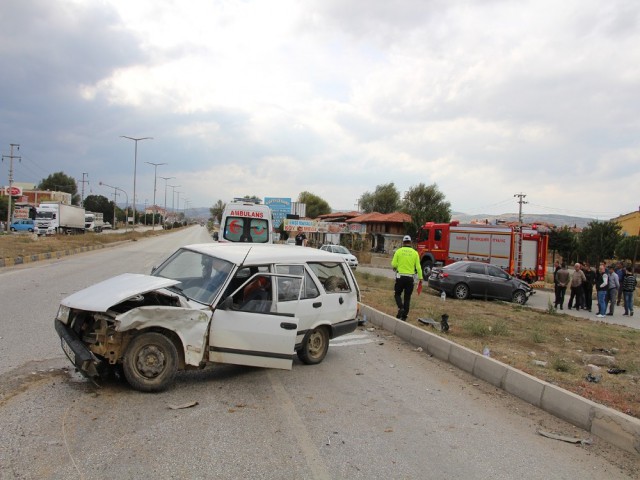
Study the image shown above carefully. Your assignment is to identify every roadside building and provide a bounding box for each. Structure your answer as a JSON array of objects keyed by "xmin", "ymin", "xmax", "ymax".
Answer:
[{"xmin": 611, "ymin": 209, "xmax": 640, "ymax": 237}]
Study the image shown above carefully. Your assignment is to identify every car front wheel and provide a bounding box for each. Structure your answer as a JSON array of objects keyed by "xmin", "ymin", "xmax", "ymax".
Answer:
[
  {"xmin": 297, "ymin": 327, "xmax": 329, "ymax": 365},
  {"xmin": 454, "ymin": 283, "xmax": 469, "ymax": 300},
  {"xmin": 123, "ymin": 332, "xmax": 178, "ymax": 392},
  {"xmin": 512, "ymin": 290, "xmax": 528, "ymax": 305}
]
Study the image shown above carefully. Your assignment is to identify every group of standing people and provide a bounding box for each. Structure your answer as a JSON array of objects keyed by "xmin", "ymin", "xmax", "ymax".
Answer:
[{"xmin": 554, "ymin": 261, "xmax": 637, "ymax": 318}]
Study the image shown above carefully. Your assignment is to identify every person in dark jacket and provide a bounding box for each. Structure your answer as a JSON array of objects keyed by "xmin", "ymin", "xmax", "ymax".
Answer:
[
  {"xmin": 615, "ymin": 262, "xmax": 625, "ymax": 306},
  {"xmin": 622, "ymin": 267, "xmax": 637, "ymax": 316},
  {"xmin": 582, "ymin": 262, "xmax": 595, "ymax": 312}
]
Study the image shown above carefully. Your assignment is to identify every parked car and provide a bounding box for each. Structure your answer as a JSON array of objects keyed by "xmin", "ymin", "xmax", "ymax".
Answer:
[
  {"xmin": 427, "ymin": 260, "xmax": 533, "ymax": 304},
  {"xmin": 10, "ymin": 219, "xmax": 36, "ymax": 232},
  {"xmin": 55, "ymin": 243, "xmax": 361, "ymax": 392},
  {"xmin": 319, "ymin": 244, "xmax": 358, "ymax": 269},
  {"xmin": 101, "ymin": 222, "xmax": 112, "ymax": 230},
  {"xmin": 285, "ymin": 237, "xmax": 296, "ymax": 245}
]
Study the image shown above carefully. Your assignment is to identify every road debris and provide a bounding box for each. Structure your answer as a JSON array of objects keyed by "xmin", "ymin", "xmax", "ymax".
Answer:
[
  {"xmin": 585, "ymin": 373, "xmax": 601, "ymax": 383},
  {"xmin": 607, "ymin": 368, "xmax": 626, "ymax": 374},
  {"xmin": 537, "ymin": 430, "xmax": 592, "ymax": 445},
  {"xmin": 168, "ymin": 401, "xmax": 199, "ymax": 410}
]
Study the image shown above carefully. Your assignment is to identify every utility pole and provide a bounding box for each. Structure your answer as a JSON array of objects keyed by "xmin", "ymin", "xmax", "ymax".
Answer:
[
  {"xmin": 2, "ymin": 143, "xmax": 21, "ymax": 232},
  {"xmin": 513, "ymin": 192, "xmax": 528, "ymax": 277},
  {"xmin": 79, "ymin": 173, "xmax": 89, "ymax": 206},
  {"xmin": 146, "ymin": 162, "xmax": 167, "ymax": 231},
  {"xmin": 514, "ymin": 192, "xmax": 527, "ymax": 224}
]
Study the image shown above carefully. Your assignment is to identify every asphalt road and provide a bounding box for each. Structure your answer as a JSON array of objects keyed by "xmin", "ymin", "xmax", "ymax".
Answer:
[{"xmin": 1, "ymin": 231, "xmax": 638, "ymax": 479}]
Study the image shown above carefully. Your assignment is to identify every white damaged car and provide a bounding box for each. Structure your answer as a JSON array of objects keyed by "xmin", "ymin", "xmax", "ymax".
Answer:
[{"xmin": 55, "ymin": 243, "xmax": 360, "ymax": 392}]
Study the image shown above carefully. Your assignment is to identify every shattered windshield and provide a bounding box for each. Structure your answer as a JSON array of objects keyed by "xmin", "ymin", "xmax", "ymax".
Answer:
[{"xmin": 153, "ymin": 249, "xmax": 234, "ymax": 304}]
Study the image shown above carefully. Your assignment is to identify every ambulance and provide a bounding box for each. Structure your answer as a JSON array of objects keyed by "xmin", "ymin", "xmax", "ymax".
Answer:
[{"xmin": 219, "ymin": 200, "xmax": 274, "ymax": 243}]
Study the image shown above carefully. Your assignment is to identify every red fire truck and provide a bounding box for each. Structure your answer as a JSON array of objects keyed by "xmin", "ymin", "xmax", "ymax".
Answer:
[{"xmin": 416, "ymin": 221, "xmax": 548, "ymax": 283}]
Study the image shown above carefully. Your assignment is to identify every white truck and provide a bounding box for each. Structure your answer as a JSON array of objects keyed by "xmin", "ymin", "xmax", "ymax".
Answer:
[
  {"xmin": 36, "ymin": 202, "xmax": 85, "ymax": 235},
  {"xmin": 85, "ymin": 212, "xmax": 105, "ymax": 233}
]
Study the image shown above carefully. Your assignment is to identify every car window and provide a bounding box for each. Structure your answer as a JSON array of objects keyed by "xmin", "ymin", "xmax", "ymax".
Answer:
[
  {"xmin": 153, "ymin": 249, "xmax": 234, "ymax": 304},
  {"xmin": 232, "ymin": 274, "xmax": 274, "ymax": 313},
  {"xmin": 333, "ymin": 246, "xmax": 350, "ymax": 255},
  {"xmin": 250, "ymin": 219, "xmax": 269, "ymax": 243},
  {"xmin": 223, "ymin": 217, "xmax": 270, "ymax": 243},
  {"xmin": 275, "ymin": 264, "xmax": 320, "ymax": 300},
  {"xmin": 308, "ymin": 262, "xmax": 351, "ymax": 293},
  {"xmin": 417, "ymin": 229, "xmax": 429, "ymax": 242},
  {"xmin": 465, "ymin": 264, "xmax": 486, "ymax": 275},
  {"xmin": 435, "ymin": 229, "xmax": 443, "ymax": 241},
  {"xmin": 488, "ymin": 266, "xmax": 510, "ymax": 279}
]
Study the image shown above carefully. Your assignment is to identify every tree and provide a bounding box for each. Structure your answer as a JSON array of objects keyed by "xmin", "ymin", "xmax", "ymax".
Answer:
[
  {"xmin": 38, "ymin": 172, "xmax": 80, "ymax": 205},
  {"xmin": 83, "ymin": 194, "xmax": 114, "ymax": 222},
  {"xmin": 548, "ymin": 226, "xmax": 578, "ymax": 263},
  {"xmin": 209, "ymin": 199, "xmax": 226, "ymax": 223},
  {"xmin": 298, "ymin": 191, "xmax": 331, "ymax": 219},
  {"xmin": 0, "ymin": 196, "xmax": 8, "ymax": 223},
  {"xmin": 401, "ymin": 183, "xmax": 451, "ymax": 235},
  {"xmin": 616, "ymin": 235, "xmax": 639, "ymax": 264},
  {"xmin": 576, "ymin": 221, "xmax": 622, "ymax": 265},
  {"xmin": 359, "ymin": 183, "xmax": 401, "ymax": 213},
  {"xmin": 237, "ymin": 195, "xmax": 261, "ymax": 203}
]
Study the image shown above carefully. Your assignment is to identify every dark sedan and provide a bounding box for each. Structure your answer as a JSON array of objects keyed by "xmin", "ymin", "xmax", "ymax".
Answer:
[{"xmin": 428, "ymin": 261, "xmax": 534, "ymax": 304}]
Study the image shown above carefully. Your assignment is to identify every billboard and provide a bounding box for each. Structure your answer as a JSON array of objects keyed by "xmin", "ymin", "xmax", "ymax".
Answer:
[{"xmin": 264, "ymin": 197, "xmax": 291, "ymax": 229}]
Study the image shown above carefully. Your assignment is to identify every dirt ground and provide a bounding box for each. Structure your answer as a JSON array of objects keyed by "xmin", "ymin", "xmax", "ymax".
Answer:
[{"xmin": 355, "ymin": 271, "xmax": 640, "ymax": 419}]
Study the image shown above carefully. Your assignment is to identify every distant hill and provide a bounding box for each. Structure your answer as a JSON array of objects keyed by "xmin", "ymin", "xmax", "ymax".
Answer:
[{"xmin": 451, "ymin": 212, "xmax": 596, "ymax": 229}]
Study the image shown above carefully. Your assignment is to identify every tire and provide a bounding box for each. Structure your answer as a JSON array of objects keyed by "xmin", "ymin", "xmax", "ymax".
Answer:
[
  {"xmin": 454, "ymin": 283, "xmax": 469, "ymax": 300},
  {"xmin": 512, "ymin": 290, "xmax": 527, "ymax": 305},
  {"xmin": 28, "ymin": 228, "xmax": 34, "ymax": 232},
  {"xmin": 422, "ymin": 260, "xmax": 433, "ymax": 278},
  {"xmin": 123, "ymin": 332, "xmax": 178, "ymax": 392},
  {"xmin": 10, "ymin": 227, "xmax": 16, "ymax": 232},
  {"xmin": 297, "ymin": 327, "xmax": 329, "ymax": 365}
]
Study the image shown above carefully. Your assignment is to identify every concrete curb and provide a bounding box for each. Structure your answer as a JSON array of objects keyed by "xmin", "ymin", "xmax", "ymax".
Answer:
[
  {"xmin": 0, "ymin": 241, "xmax": 129, "ymax": 268},
  {"xmin": 360, "ymin": 304, "xmax": 640, "ymax": 455}
]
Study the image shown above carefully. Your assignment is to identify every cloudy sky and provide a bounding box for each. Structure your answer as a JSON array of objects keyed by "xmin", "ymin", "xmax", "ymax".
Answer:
[{"xmin": 1, "ymin": 0, "xmax": 638, "ymax": 219}]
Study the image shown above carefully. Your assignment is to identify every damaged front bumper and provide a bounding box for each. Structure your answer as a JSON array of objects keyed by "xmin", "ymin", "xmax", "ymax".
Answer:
[{"xmin": 54, "ymin": 319, "xmax": 102, "ymax": 380}]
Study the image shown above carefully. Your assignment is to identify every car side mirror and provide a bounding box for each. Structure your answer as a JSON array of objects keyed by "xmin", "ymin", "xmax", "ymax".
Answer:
[{"xmin": 151, "ymin": 266, "xmax": 157, "ymax": 274}]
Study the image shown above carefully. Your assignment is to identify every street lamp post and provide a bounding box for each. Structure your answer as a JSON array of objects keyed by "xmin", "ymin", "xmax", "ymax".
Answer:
[
  {"xmin": 121, "ymin": 135, "xmax": 153, "ymax": 231},
  {"xmin": 168, "ymin": 184, "xmax": 180, "ymax": 226},
  {"xmin": 146, "ymin": 162, "xmax": 167, "ymax": 231},
  {"xmin": 99, "ymin": 181, "xmax": 128, "ymax": 232},
  {"xmin": 159, "ymin": 176, "xmax": 175, "ymax": 227}
]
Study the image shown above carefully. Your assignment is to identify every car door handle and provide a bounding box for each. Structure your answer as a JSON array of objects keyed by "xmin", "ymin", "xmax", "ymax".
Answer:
[
  {"xmin": 280, "ymin": 322, "xmax": 297, "ymax": 330},
  {"xmin": 339, "ymin": 296, "xmax": 344, "ymax": 304},
  {"xmin": 313, "ymin": 302, "xmax": 322, "ymax": 308}
]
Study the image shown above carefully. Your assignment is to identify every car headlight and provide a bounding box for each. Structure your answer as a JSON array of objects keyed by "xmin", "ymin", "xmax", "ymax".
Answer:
[{"xmin": 56, "ymin": 305, "xmax": 71, "ymax": 323}]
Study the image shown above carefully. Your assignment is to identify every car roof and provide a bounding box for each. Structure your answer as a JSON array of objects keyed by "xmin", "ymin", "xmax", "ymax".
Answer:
[{"xmin": 183, "ymin": 243, "xmax": 346, "ymax": 265}]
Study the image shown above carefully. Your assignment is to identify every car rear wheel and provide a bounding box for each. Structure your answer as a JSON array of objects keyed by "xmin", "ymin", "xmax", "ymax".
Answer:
[
  {"xmin": 422, "ymin": 260, "xmax": 433, "ymax": 278},
  {"xmin": 454, "ymin": 283, "xmax": 469, "ymax": 300},
  {"xmin": 512, "ymin": 290, "xmax": 527, "ymax": 305},
  {"xmin": 123, "ymin": 332, "xmax": 178, "ymax": 392},
  {"xmin": 297, "ymin": 327, "xmax": 329, "ymax": 365}
]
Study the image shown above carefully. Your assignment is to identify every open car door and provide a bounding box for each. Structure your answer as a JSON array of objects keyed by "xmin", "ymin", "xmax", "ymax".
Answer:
[{"xmin": 209, "ymin": 273, "xmax": 303, "ymax": 370}]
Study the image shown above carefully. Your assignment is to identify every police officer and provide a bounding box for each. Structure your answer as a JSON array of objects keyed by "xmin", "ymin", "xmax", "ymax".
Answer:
[{"xmin": 391, "ymin": 235, "xmax": 423, "ymax": 321}]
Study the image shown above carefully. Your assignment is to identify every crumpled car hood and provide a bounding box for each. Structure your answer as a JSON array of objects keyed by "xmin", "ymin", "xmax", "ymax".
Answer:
[{"xmin": 61, "ymin": 273, "xmax": 180, "ymax": 312}]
